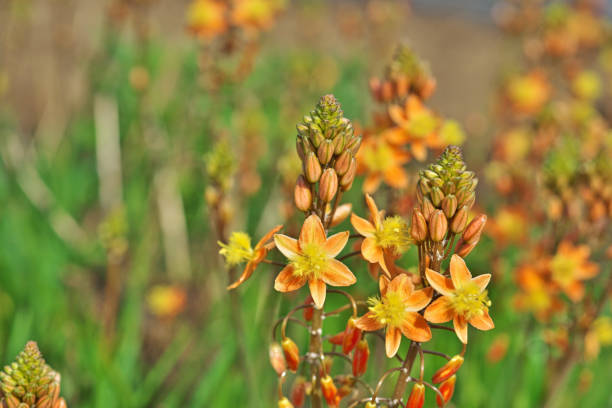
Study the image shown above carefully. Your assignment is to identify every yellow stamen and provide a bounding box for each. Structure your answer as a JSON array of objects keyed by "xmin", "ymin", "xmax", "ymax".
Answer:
[
  {"xmin": 550, "ymin": 253, "xmax": 579, "ymax": 286},
  {"xmin": 407, "ymin": 111, "xmax": 437, "ymax": 138},
  {"xmin": 374, "ymin": 216, "xmax": 411, "ymax": 254},
  {"xmin": 368, "ymin": 290, "xmax": 408, "ymax": 328},
  {"xmin": 219, "ymin": 232, "xmax": 255, "ymax": 265},
  {"xmin": 450, "ymin": 281, "xmax": 491, "ymax": 320},
  {"xmin": 290, "ymin": 243, "xmax": 328, "ymax": 279},
  {"xmin": 362, "ymin": 143, "xmax": 394, "ymax": 173}
]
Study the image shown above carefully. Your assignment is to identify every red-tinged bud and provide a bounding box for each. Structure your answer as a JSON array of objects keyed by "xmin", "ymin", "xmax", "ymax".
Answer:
[
  {"xmin": 290, "ymin": 376, "xmax": 307, "ymax": 407},
  {"xmin": 328, "ymin": 331, "xmax": 345, "ymax": 346},
  {"xmin": 317, "ymin": 139, "xmax": 334, "ymax": 165},
  {"xmin": 278, "ymin": 397, "xmax": 294, "ymax": 408},
  {"xmin": 421, "ymin": 197, "xmax": 435, "ymax": 220},
  {"xmin": 319, "ymin": 169, "xmax": 338, "ymax": 203},
  {"xmin": 320, "ymin": 356, "xmax": 333, "ymax": 377},
  {"xmin": 432, "ymin": 355, "xmax": 464, "ymax": 384},
  {"xmin": 342, "ymin": 318, "xmax": 362, "ymax": 354},
  {"xmin": 352, "ymin": 339, "xmax": 370, "ymax": 377},
  {"xmin": 340, "ymin": 158, "xmax": 357, "ymax": 191},
  {"xmin": 321, "ymin": 375, "xmax": 338, "ymax": 406},
  {"xmin": 294, "ymin": 175, "xmax": 312, "ymax": 212},
  {"xmin": 462, "ymin": 214, "xmax": 487, "ymax": 244},
  {"xmin": 305, "ymin": 152, "xmax": 322, "ymax": 183},
  {"xmin": 450, "ymin": 206, "xmax": 468, "ymax": 234},
  {"xmin": 441, "ymin": 194, "xmax": 457, "ymax": 218},
  {"xmin": 436, "ymin": 375, "xmax": 456, "ymax": 407},
  {"xmin": 411, "ymin": 209, "xmax": 428, "ymax": 242},
  {"xmin": 334, "ymin": 151, "xmax": 352, "ymax": 176},
  {"xmin": 429, "ymin": 210, "xmax": 448, "ymax": 242},
  {"xmin": 269, "ymin": 342, "xmax": 286, "ymax": 375},
  {"xmin": 303, "ymin": 296, "xmax": 314, "ymax": 321},
  {"xmin": 455, "ymin": 238, "xmax": 478, "ymax": 258},
  {"xmin": 282, "ymin": 338, "xmax": 300, "ymax": 372},
  {"xmin": 406, "ymin": 383, "xmax": 426, "ymax": 408}
]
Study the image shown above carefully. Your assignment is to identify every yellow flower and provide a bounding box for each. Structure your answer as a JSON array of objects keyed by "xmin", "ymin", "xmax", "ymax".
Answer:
[
  {"xmin": 187, "ymin": 0, "xmax": 228, "ymax": 39},
  {"xmin": 357, "ymin": 137, "xmax": 410, "ymax": 194}
]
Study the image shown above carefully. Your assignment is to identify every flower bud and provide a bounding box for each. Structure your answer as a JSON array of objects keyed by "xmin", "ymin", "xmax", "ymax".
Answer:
[
  {"xmin": 431, "ymin": 186, "xmax": 444, "ymax": 207},
  {"xmin": 333, "ymin": 133, "xmax": 346, "ymax": 155},
  {"xmin": 441, "ymin": 195, "xmax": 457, "ymax": 218},
  {"xmin": 406, "ymin": 383, "xmax": 426, "ymax": 408},
  {"xmin": 303, "ymin": 295, "xmax": 314, "ymax": 321},
  {"xmin": 345, "ymin": 136, "xmax": 362, "ymax": 155},
  {"xmin": 294, "ymin": 176, "xmax": 312, "ymax": 212},
  {"xmin": 450, "ymin": 206, "xmax": 469, "ymax": 234},
  {"xmin": 282, "ymin": 338, "xmax": 300, "ymax": 372},
  {"xmin": 340, "ymin": 158, "xmax": 357, "ymax": 191},
  {"xmin": 411, "ymin": 209, "xmax": 428, "ymax": 242},
  {"xmin": 455, "ymin": 238, "xmax": 478, "ymax": 257},
  {"xmin": 304, "ymin": 152, "xmax": 322, "ymax": 183},
  {"xmin": 291, "ymin": 376, "xmax": 307, "ymax": 407},
  {"xmin": 370, "ymin": 77, "xmax": 381, "ymax": 101},
  {"xmin": 334, "ymin": 151, "xmax": 352, "ymax": 176},
  {"xmin": 278, "ymin": 397, "xmax": 294, "ymax": 408},
  {"xmin": 296, "ymin": 137, "xmax": 305, "ymax": 161},
  {"xmin": 429, "ymin": 210, "xmax": 448, "ymax": 242},
  {"xmin": 352, "ymin": 339, "xmax": 369, "ymax": 377},
  {"xmin": 381, "ymin": 80, "xmax": 393, "ymax": 102},
  {"xmin": 421, "ymin": 197, "xmax": 435, "ymax": 220},
  {"xmin": 396, "ymin": 76, "xmax": 409, "ymax": 98},
  {"xmin": 432, "ymin": 355, "xmax": 464, "ymax": 384},
  {"xmin": 365, "ymin": 401, "xmax": 377, "ymax": 408},
  {"xmin": 321, "ymin": 376, "xmax": 338, "ymax": 407},
  {"xmin": 342, "ymin": 318, "xmax": 362, "ymax": 354},
  {"xmin": 319, "ymin": 169, "xmax": 338, "ymax": 203},
  {"xmin": 317, "ymin": 139, "xmax": 334, "ymax": 165},
  {"xmin": 269, "ymin": 342, "xmax": 286, "ymax": 376},
  {"xmin": 330, "ymin": 203, "xmax": 352, "ymax": 227},
  {"xmin": 436, "ymin": 375, "xmax": 456, "ymax": 407},
  {"xmin": 462, "ymin": 214, "xmax": 487, "ymax": 245}
]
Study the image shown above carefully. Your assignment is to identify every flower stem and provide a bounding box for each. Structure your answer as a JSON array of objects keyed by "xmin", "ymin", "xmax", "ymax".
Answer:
[
  {"xmin": 390, "ymin": 342, "xmax": 419, "ymax": 405},
  {"xmin": 310, "ymin": 307, "xmax": 324, "ymax": 408}
]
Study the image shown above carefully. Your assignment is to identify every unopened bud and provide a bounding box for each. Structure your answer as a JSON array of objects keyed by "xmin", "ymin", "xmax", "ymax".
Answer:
[
  {"xmin": 279, "ymin": 397, "xmax": 294, "ymax": 408},
  {"xmin": 305, "ymin": 152, "xmax": 322, "ymax": 183},
  {"xmin": 342, "ymin": 318, "xmax": 362, "ymax": 354},
  {"xmin": 319, "ymin": 169, "xmax": 338, "ymax": 203},
  {"xmin": 282, "ymin": 338, "xmax": 300, "ymax": 372},
  {"xmin": 365, "ymin": 402, "xmax": 377, "ymax": 408},
  {"xmin": 411, "ymin": 209, "xmax": 428, "ymax": 242},
  {"xmin": 462, "ymin": 214, "xmax": 487, "ymax": 244},
  {"xmin": 291, "ymin": 377, "xmax": 307, "ymax": 408},
  {"xmin": 429, "ymin": 210, "xmax": 448, "ymax": 242},
  {"xmin": 340, "ymin": 158, "xmax": 357, "ymax": 191},
  {"xmin": 296, "ymin": 137, "xmax": 305, "ymax": 160},
  {"xmin": 455, "ymin": 238, "xmax": 478, "ymax": 257},
  {"xmin": 406, "ymin": 383, "xmax": 426, "ymax": 408},
  {"xmin": 321, "ymin": 376, "xmax": 338, "ymax": 407},
  {"xmin": 294, "ymin": 176, "xmax": 312, "ymax": 212},
  {"xmin": 317, "ymin": 140, "xmax": 334, "ymax": 165},
  {"xmin": 450, "ymin": 206, "xmax": 469, "ymax": 234},
  {"xmin": 431, "ymin": 187, "xmax": 444, "ymax": 207},
  {"xmin": 421, "ymin": 198, "xmax": 435, "ymax": 220},
  {"xmin": 334, "ymin": 151, "xmax": 352, "ymax": 176},
  {"xmin": 303, "ymin": 295, "xmax": 314, "ymax": 321},
  {"xmin": 396, "ymin": 76, "xmax": 409, "ymax": 98},
  {"xmin": 352, "ymin": 339, "xmax": 370, "ymax": 377},
  {"xmin": 381, "ymin": 80, "xmax": 393, "ymax": 102},
  {"xmin": 330, "ymin": 203, "xmax": 352, "ymax": 227},
  {"xmin": 369, "ymin": 77, "xmax": 382, "ymax": 101},
  {"xmin": 345, "ymin": 136, "xmax": 362, "ymax": 155},
  {"xmin": 269, "ymin": 342, "xmax": 286, "ymax": 375},
  {"xmin": 441, "ymin": 195, "xmax": 458, "ymax": 218},
  {"xmin": 432, "ymin": 355, "xmax": 464, "ymax": 383},
  {"xmin": 436, "ymin": 375, "xmax": 456, "ymax": 407}
]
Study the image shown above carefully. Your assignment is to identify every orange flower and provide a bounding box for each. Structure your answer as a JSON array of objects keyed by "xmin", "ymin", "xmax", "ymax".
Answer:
[
  {"xmin": 273, "ymin": 215, "xmax": 356, "ymax": 308},
  {"xmin": 357, "ymin": 137, "xmax": 410, "ymax": 193},
  {"xmin": 225, "ymin": 225, "xmax": 283, "ymax": 289},
  {"xmin": 505, "ymin": 70, "xmax": 551, "ymax": 115},
  {"xmin": 186, "ymin": 0, "xmax": 229, "ymax": 39},
  {"xmin": 350, "ymin": 194, "xmax": 410, "ymax": 276},
  {"xmin": 231, "ymin": 0, "xmax": 284, "ymax": 32},
  {"xmin": 355, "ymin": 275, "xmax": 432, "ymax": 357},
  {"xmin": 513, "ymin": 262, "xmax": 564, "ymax": 322},
  {"xmin": 424, "ymin": 255, "xmax": 494, "ymax": 343},
  {"xmin": 550, "ymin": 241, "xmax": 599, "ymax": 302}
]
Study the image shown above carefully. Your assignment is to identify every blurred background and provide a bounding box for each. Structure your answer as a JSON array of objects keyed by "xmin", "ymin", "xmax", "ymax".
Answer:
[{"xmin": 0, "ymin": 0, "xmax": 611, "ymax": 407}]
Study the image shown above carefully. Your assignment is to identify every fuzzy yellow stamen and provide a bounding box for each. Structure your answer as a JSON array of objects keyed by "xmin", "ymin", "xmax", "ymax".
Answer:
[
  {"xmin": 551, "ymin": 253, "xmax": 579, "ymax": 286},
  {"xmin": 362, "ymin": 143, "xmax": 394, "ymax": 172},
  {"xmin": 368, "ymin": 290, "xmax": 407, "ymax": 328},
  {"xmin": 450, "ymin": 281, "xmax": 491, "ymax": 320},
  {"xmin": 290, "ymin": 243, "xmax": 328, "ymax": 279},
  {"xmin": 374, "ymin": 216, "xmax": 411, "ymax": 254},
  {"xmin": 407, "ymin": 111, "xmax": 437, "ymax": 138},
  {"xmin": 219, "ymin": 232, "xmax": 255, "ymax": 265}
]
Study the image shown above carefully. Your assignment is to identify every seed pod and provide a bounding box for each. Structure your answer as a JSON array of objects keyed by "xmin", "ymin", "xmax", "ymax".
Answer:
[
  {"xmin": 319, "ymin": 169, "xmax": 338, "ymax": 203},
  {"xmin": 432, "ymin": 355, "xmax": 464, "ymax": 384},
  {"xmin": 304, "ymin": 152, "xmax": 322, "ymax": 183},
  {"xmin": 269, "ymin": 342, "xmax": 286, "ymax": 375},
  {"xmin": 352, "ymin": 339, "xmax": 369, "ymax": 377},
  {"xmin": 436, "ymin": 375, "xmax": 456, "ymax": 407},
  {"xmin": 290, "ymin": 377, "xmax": 307, "ymax": 408},
  {"xmin": 334, "ymin": 151, "xmax": 352, "ymax": 176},
  {"xmin": 406, "ymin": 383, "xmax": 426, "ymax": 408},
  {"xmin": 321, "ymin": 376, "xmax": 338, "ymax": 406},
  {"xmin": 455, "ymin": 238, "xmax": 478, "ymax": 257},
  {"xmin": 441, "ymin": 194, "xmax": 458, "ymax": 218},
  {"xmin": 278, "ymin": 397, "xmax": 295, "ymax": 408},
  {"xmin": 421, "ymin": 197, "xmax": 435, "ymax": 220},
  {"xmin": 281, "ymin": 338, "xmax": 300, "ymax": 372},
  {"xmin": 429, "ymin": 210, "xmax": 448, "ymax": 242},
  {"xmin": 462, "ymin": 214, "xmax": 487, "ymax": 245},
  {"xmin": 340, "ymin": 158, "xmax": 357, "ymax": 191},
  {"xmin": 431, "ymin": 186, "xmax": 444, "ymax": 207},
  {"xmin": 450, "ymin": 206, "xmax": 469, "ymax": 234},
  {"xmin": 411, "ymin": 209, "xmax": 428, "ymax": 242},
  {"xmin": 318, "ymin": 139, "xmax": 334, "ymax": 165},
  {"xmin": 342, "ymin": 317, "xmax": 362, "ymax": 354},
  {"xmin": 294, "ymin": 176, "xmax": 312, "ymax": 212}
]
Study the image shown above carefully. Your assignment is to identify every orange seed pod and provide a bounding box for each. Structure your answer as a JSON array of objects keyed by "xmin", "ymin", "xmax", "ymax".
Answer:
[
  {"xmin": 436, "ymin": 375, "xmax": 456, "ymax": 407},
  {"xmin": 321, "ymin": 375, "xmax": 338, "ymax": 407},
  {"xmin": 432, "ymin": 355, "xmax": 464, "ymax": 384},
  {"xmin": 352, "ymin": 339, "xmax": 370, "ymax": 377},
  {"xmin": 342, "ymin": 317, "xmax": 362, "ymax": 354},
  {"xmin": 281, "ymin": 338, "xmax": 300, "ymax": 372},
  {"xmin": 406, "ymin": 383, "xmax": 426, "ymax": 408}
]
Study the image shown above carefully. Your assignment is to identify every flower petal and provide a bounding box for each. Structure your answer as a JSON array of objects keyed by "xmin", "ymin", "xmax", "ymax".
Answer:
[
  {"xmin": 379, "ymin": 275, "xmax": 390, "ymax": 296},
  {"xmin": 227, "ymin": 262, "xmax": 256, "ymax": 290},
  {"xmin": 362, "ymin": 237, "xmax": 384, "ymax": 264},
  {"xmin": 365, "ymin": 194, "xmax": 381, "ymax": 228},
  {"xmin": 274, "ymin": 234, "xmax": 299, "ymax": 260},
  {"xmin": 322, "ymin": 259, "xmax": 357, "ymax": 287},
  {"xmin": 299, "ymin": 215, "xmax": 326, "ymax": 247},
  {"xmin": 411, "ymin": 142, "xmax": 427, "ymax": 162},
  {"xmin": 384, "ymin": 166, "xmax": 409, "ymax": 190},
  {"xmin": 424, "ymin": 296, "xmax": 454, "ymax": 323},
  {"xmin": 450, "ymin": 255, "xmax": 472, "ymax": 288},
  {"xmin": 363, "ymin": 174, "xmax": 382, "ymax": 194},
  {"xmin": 256, "ymin": 225, "xmax": 283, "ymax": 249},
  {"xmin": 350, "ymin": 213, "xmax": 376, "ymax": 237},
  {"xmin": 400, "ymin": 313, "xmax": 432, "ymax": 342},
  {"xmin": 389, "ymin": 273, "xmax": 410, "ymax": 294},
  {"xmin": 355, "ymin": 312, "xmax": 384, "ymax": 331},
  {"xmin": 405, "ymin": 287, "xmax": 433, "ymax": 312},
  {"xmin": 274, "ymin": 266, "xmax": 307, "ymax": 292},
  {"xmin": 471, "ymin": 274, "xmax": 491, "ymax": 292},
  {"xmin": 469, "ymin": 310, "xmax": 495, "ymax": 331},
  {"xmin": 425, "ymin": 268, "xmax": 455, "ymax": 297},
  {"xmin": 453, "ymin": 315, "xmax": 468, "ymax": 344},
  {"xmin": 309, "ymin": 279, "xmax": 327, "ymax": 309},
  {"xmin": 323, "ymin": 231, "xmax": 349, "ymax": 257},
  {"xmin": 330, "ymin": 203, "xmax": 352, "ymax": 227},
  {"xmin": 385, "ymin": 327, "xmax": 402, "ymax": 358}
]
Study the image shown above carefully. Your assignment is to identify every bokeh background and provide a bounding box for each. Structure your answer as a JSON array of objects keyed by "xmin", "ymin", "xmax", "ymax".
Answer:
[{"xmin": 0, "ymin": 0, "xmax": 611, "ymax": 407}]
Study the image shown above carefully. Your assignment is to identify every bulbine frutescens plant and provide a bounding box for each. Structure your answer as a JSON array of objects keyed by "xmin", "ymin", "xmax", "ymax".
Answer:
[{"xmin": 219, "ymin": 95, "xmax": 493, "ymax": 407}]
